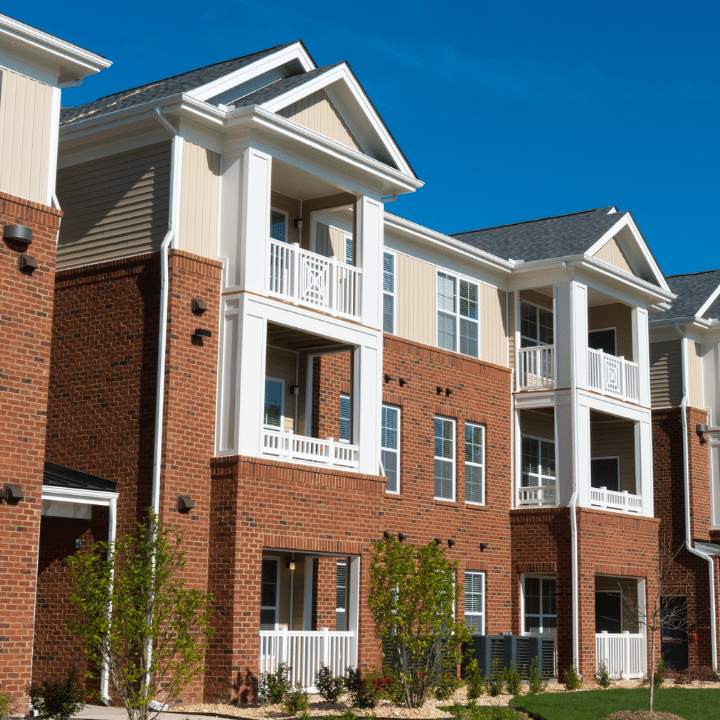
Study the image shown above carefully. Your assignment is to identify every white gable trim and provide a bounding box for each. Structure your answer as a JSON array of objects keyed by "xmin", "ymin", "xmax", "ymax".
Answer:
[
  {"xmin": 189, "ymin": 42, "xmax": 316, "ymax": 103},
  {"xmin": 696, "ymin": 283, "xmax": 720, "ymax": 320},
  {"xmin": 260, "ymin": 63, "xmax": 415, "ymax": 179}
]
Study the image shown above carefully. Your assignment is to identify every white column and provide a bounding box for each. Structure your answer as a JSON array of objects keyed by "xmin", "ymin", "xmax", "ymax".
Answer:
[
  {"xmin": 554, "ymin": 280, "xmax": 588, "ymax": 390},
  {"xmin": 636, "ymin": 417, "xmax": 654, "ymax": 517},
  {"xmin": 348, "ymin": 555, "xmax": 361, "ymax": 669},
  {"xmin": 353, "ymin": 343, "xmax": 381, "ymax": 475},
  {"xmin": 356, "ymin": 195, "xmax": 384, "ymax": 329},
  {"xmin": 554, "ymin": 392, "xmax": 574, "ymax": 507},
  {"xmin": 632, "ymin": 307, "xmax": 651, "ymax": 407}
]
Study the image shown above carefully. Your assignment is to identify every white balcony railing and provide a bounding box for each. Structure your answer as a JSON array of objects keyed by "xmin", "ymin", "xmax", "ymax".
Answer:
[
  {"xmin": 595, "ymin": 631, "xmax": 645, "ymax": 679},
  {"xmin": 268, "ymin": 239, "xmax": 362, "ymax": 319},
  {"xmin": 260, "ymin": 628, "xmax": 355, "ymax": 691},
  {"xmin": 517, "ymin": 484, "xmax": 557, "ymax": 507},
  {"xmin": 517, "ymin": 345, "xmax": 554, "ymax": 390},
  {"xmin": 587, "ymin": 349, "xmax": 639, "ymax": 402},
  {"xmin": 262, "ymin": 428, "xmax": 359, "ymax": 469},
  {"xmin": 590, "ymin": 486, "xmax": 642, "ymax": 514}
]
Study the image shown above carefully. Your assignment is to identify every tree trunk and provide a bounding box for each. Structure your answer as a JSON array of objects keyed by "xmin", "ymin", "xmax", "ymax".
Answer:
[{"xmin": 649, "ymin": 626, "xmax": 656, "ymax": 713}]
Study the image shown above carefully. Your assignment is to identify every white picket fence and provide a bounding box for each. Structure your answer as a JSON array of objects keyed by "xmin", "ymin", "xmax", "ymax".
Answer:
[
  {"xmin": 517, "ymin": 346, "xmax": 554, "ymax": 390},
  {"xmin": 587, "ymin": 349, "xmax": 639, "ymax": 402},
  {"xmin": 595, "ymin": 631, "xmax": 645, "ymax": 679},
  {"xmin": 268, "ymin": 239, "xmax": 362, "ymax": 319},
  {"xmin": 590, "ymin": 486, "xmax": 642, "ymax": 514},
  {"xmin": 260, "ymin": 628, "xmax": 355, "ymax": 691},
  {"xmin": 262, "ymin": 429, "xmax": 359, "ymax": 469}
]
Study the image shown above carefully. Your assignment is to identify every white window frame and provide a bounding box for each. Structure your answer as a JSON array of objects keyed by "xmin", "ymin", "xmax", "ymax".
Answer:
[
  {"xmin": 436, "ymin": 269, "xmax": 479, "ymax": 358},
  {"xmin": 261, "ymin": 556, "xmax": 281, "ymax": 630},
  {"xmin": 344, "ymin": 233, "xmax": 354, "ymax": 265},
  {"xmin": 521, "ymin": 574, "xmax": 557, "ymax": 637},
  {"xmin": 465, "ymin": 422, "xmax": 485, "ymax": 505},
  {"xmin": 383, "ymin": 250, "xmax": 396, "ymax": 335},
  {"xmin": 381, "ymin": 404, "xmax": 401, "ymax": 494},
  {"xmin": 339, "ymin": 393, "xmax": 351, "ymax": 444},
  {"xmin": 264, "ymin": 376, "xmax": 285, "ymax": 429},
  {"xmin": 591, "ymin": 455, "xmax": 621, "ymax": 491},
  {"xmin": 464, "ymin": 570, "xmax": 485, "ymax": 635},
  {"xmin": 520, "ymin": 300, "xmax": 553, "ymax": 348},
  {"xmin": 270, "ymin": 207, "xmax": 288, "ymax": 243},
  {"xmin": 521, "ymin": 434, "xmax": 556, "ymax": 488},
  {"xmin": 434, "ymin": 416, "xmax": 456, "ymax": 501},
  {"xmin": 336, "ymin": 560, "xmax": 347, "ymax": 631}
]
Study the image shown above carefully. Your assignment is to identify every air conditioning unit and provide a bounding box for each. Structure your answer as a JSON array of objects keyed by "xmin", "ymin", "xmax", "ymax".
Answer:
[{"xmin": 467, "ymin": 634, "xmax": 556, "ymax": 678}]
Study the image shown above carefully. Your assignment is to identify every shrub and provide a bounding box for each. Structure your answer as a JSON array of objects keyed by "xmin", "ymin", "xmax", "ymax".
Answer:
[
  {"xmin": 595, "ymin": 662, "xmax": 612, "ymax": 688},
  {"xmin": 464, "ymin": 659, "xmax": 486, "ymax": 699},
  {"xmin": 486, "ymin": 659, "xmax": 504, "ymax": 697},
  {"xmin": 27, "ymin": 667, "xmax": 86, "ymax": 720},
  {"xmin": 260, "ymin": 662, "xmax": 292, "ymax": 704},
  {"xmin": 503, "ymin": 664, "xmax": 523, "ymax": 695},
  {"xmin": 345, "ymin": 667, "xmax": 379, "ymax": 709},
  {"xmin": 0, "ymin": 685, "xmax": 13, "ymax": 720},
  {"xmin": 526, "ymin": 657, "xmax": 548, "ymax": 694},
  {"xmin": 315, "ymin": 663, "xmax": 344, "ymax": 702},
  {"xmin": 435, "ymin": 672, "xmax": 461, "ymax": 701},
  {"xmin": 338, "ymin": 711, "xmax": 357, "ymax": 720},
  {"xmin": 368, "ymin": 670, "xmax": 399, "ymax": 702},
  {"xmin": 563, "ymin": 664, "xmax": 582, "ymax": 690},
  {"xmin": 283, "ymin": 686, "xmax": 309, "ymax": 716},
  {"xmin": 449, "ymin": 700, "xmax": 467, "ymax": 720}
]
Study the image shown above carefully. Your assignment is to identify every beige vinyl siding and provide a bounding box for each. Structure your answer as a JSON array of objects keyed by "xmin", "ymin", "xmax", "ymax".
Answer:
[
  {"xmin": 590, "ymin": 415, "xmax": 637, "ymax": 494},
  {"xmin": 178, "ymin": 141, "xmax": 220, "ymax": 259},
  {"xmin": 480, "ymin": 284, "xmax": 508, "ymax": 367},
  {"xmin": 396, "ymin": 252, "xmax": 435, "ymax": 346},
  {"xmin": 649, "ymin": 339, "xmax": 682, "ymax": 408},
  {"xmin": 588, "ymin": 303, "xmax": 633, "ymax": 360},
  {"xmin": 508, "ymin": 292, "xmax": 516, "ymax": 368},
  {"xmin": 266, "ymin": 346, "xmax": 298, "ymax": 433},
  {"xmin": 0, "ymin": 68, "xmax": 53, "ymax": 204},
  {"xmin": 315, "ymin": 222, "xmax": 347, "ymax": 261},
  {"xmin": 688, "ymin": 341, "xmax": 705, "ymax": 409},
  {"xmin": 278, "ymin": 90, "xmax": 361, "ymax": 151},
  {"xmin": 57, "ymin": 142, "xmax": 171, "ymax": 269},
  {"xmin": 271, "ymin": 191, "xmax": 301, "ymax": 245},
  {"xmin": 594, "ymin": 236, "xmax": 635, "ymax": 276},
  {"xmin": 520, "ymin": 410, "xmax": 555, "ymax": 441}
]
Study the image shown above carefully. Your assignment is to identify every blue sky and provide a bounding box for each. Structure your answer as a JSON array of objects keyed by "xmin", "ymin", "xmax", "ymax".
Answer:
[{"xmin": 16, "ymin": 1, "xmax": 720, "ymax": 277}]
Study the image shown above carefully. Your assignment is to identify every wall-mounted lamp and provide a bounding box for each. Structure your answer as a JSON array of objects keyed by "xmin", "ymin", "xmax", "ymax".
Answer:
[
  {"xmin": 479, "ymin": 542, "xmax": 489, "ymax": 551},
  {"xmin": 294, "ymin": 218, "xmax": 303, "ymax": 229},
  {"xmin": 384, "ymin": 374, "xmax": 393, "ymax": 384},
  {"xmin": 447, "ymin": 539, "xmax": 456, "ymax": 548},
  {"xmin": 18, "ymin": 254, "xmax": 38, "ymax": 274},
  {"xmin": 399, "ymin": 378, "xmax": 408, "ymax": 387},
  {"xmin": 436, "ymin": 386, "xmax": 443, "ymax": 395},
  {"xmin": 3, "ymin": 224, "xmax": 33, "ymax": 246},
  {"xmin": 1, "ymin": 483, "xmax": 24, "ymax": 504},
  {"xmin": 191, "ymin": 298, "xmax": 207, "ymax": 315},
  {"xmin": 445, "ymin": 388, "xmax": 452, "ymax": 397},
  {"xmin": 193, "ymin": 328, "xmax": 212, "ymax": 342},
  {"xmin": 434, "ymin": 537, "xmax": 442, "ymax": 545},
  {"xmin": 75, "ymin": 539, "xmax": 83, "ymax": 549},
  {"xmin": 398, "ymin": 532, "xmax": 408, "ymax": 542},
  {"xmin": 177, "ymin": 494, "xmax": 195, "ymax": 513},
  {"xmin": 290, "ymin": 384, "xmax": 300, "ymax": 396},
  {"xmin": 286, "ymin": 558, "xmax": 296, "ymax": 571},
  {"xmin": 383, "ymin": 530, "xmax": 392, "ymax": 540},
  {"xmin": 696, "ymin": 424, "xmax": 709, "ymax": 444}
]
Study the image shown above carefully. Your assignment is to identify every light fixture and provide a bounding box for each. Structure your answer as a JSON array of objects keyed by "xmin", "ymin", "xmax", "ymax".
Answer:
[
  {"xmin": 3, "ymin": 224, "xmax": 33, "ymax": 246},
  {"xmin": 75, "ymin": 539, "xmax": 83, "ymax": 549},
  {"xmin": 294, "ymin": 218, "xmax": 303, "ymax": 229},
  {"xmin": 177, "ymin": 494, "xmax": 195, "ymax": 513},
  {"xmin": 445, "ymin": 388, "xmax": 452, "ymax": 397},
  {"xmin": 399, "ymin": 378, "xmax": 408, "ymax": 387},
  {"xmin": 384, "ymin": 374, "xmax": 393, "ymax": 383},
  {"xmin": 286, "ymin": 559, "xmax": 296, "ymax": 571},
  {"xmin": 479, "ymin": 542, "xmax": 489, "ymax": 551},
  {"xmin": 383, "ymin": 530, "xmax": 392, "ymax": 540},
  {"xmin": 3, "ymin": 483, "xmax": 24, "ymax": 503},
  {"xmin": 434, "ymin": 538, "xmax": 442, "ymax": 545},
  {"xmin": 193, "ymin": 328, "xmax": 212, "ymax": 341},
  {"xmin": 191, "ymin": 298, "xmax": 207, "ymax": 315},
  {"xmin": 18, "ymin": 254, "xmax": 38, "ymax": 274},
  {"xmin": 447, "ymin": 539, "xmax": 456, "ymax": 548},
  {"xmin": 696, "ymin": 424, "xmax": 709, "ymax": 444},
  {"xmin": 398, "ymin": 532, "xmax": 408, "ymax": 542},
  {"xmin": 436, "ymin": 386, "xmax": 443, "ymax": 395},
  {"xmin": 290, "ymin": 385, "xmax": 300, "ymax": 395}
]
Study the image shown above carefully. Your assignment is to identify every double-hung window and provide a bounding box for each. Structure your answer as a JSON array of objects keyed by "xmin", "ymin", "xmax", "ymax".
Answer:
[
  {"xmin": 464, "ymin": 571, "xmax": 485, "ymax": 634},
  {"xmin": 520, "ymin": 301, "xmax": 553, "ymax": 348},
  {"xmin": 345, "ymin": 234, "xmax": 354, "ymax": 265},
  {"xmin": 264, "ymin": 378, "xmax": 284, "ymax": 428},
  {"xmin": 434, "ymin": 416, "xmax": 455, "ymax": 501},
  {"xmin": 437, "ymin": 271, "xmax": 479, "ymax": 357},
  {"xmin": 521, "ymin": 436, "xmax": 555, "ymax": 489},
  {"xmin": 383, "ymin": 251, "xmax": 395, "ymax": 334},
  {"xmin": 336, "ymin": 561, "xmax": 347, "ymax": 631},
  {"xmin": 339, "ymin": 393, "xmax": 351, "ymax": 443},
  {"xmin": 465, "ymin": 423, "xmax": 485, "ymax": 505},
  {"xmin": 523, "ymin": 576, "xmax": 557, "ymax": 635},
  {"xmin": 381, "ymin": 405, "xmax": 400, "ymax": 493}
]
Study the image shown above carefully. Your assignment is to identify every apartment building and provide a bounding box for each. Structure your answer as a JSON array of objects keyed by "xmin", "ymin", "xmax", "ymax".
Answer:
[{"xmin": 2, "ymin": 19, "xmax": 717, "ymax": 708}]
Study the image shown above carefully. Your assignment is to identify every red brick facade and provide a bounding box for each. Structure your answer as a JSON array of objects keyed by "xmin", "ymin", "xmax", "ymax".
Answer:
[{"xmin": 0, "ymin": 193, "xmax": 60, "ymax": 703}]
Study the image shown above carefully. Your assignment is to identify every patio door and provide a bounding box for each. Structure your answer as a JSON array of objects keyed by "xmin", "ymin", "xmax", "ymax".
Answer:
[
  {"xmin": 261, "ymin": 558, "xmax": 279, "ymax": 630},
  {"xmin": 661, "ymin": 596, "xmax": 688, "ymax": 671}
]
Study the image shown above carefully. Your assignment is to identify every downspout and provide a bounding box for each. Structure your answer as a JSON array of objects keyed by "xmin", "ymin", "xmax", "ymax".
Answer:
[
  {"xmin": 561, "ymin": 261, "xmax": 581, "ymax": 672},
  {"xmin": 674, "ymin": 323, "xmax": 718, "ymax": 671}
]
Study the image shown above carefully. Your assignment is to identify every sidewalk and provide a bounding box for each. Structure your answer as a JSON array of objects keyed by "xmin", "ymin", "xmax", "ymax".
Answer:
[{"xmin": 71, "ymin": 706, "xmax": 242, "ymax": 720}]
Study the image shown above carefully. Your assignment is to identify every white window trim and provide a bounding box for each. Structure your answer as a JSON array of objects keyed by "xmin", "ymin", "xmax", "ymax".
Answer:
[
  {"xmin": 464, "ymin": 570, "xmax": 485, "ymax": 635},
  {"xmin": 270, "ymin": 207, "xmax": 288, "ymax": 243},
  {"xmin": 261, "ymin": 556, "xmax": 281, "ymax": 630},
  {"xmin": 519, "ymin": 300, "xmax": 554, "ymax": 348},
  {"xmin": 264, "ymin": 376, "xmax": 285, "ymax": 429},
  {"xmin": 464, "ymin": 422, "xmax": 485, "ymax": 506},
  {"xmin": 383, "ymin": 249, "xmax": 396, "ymax": 335},
  {"xmin": 339, "ymin": 392, "xmax": 351, "ymax": 444},
  {"xmin": 434, "ymin": 415, "xmax": 456, "ymax": 502},
  {"xmin": 435, "ymin": 268, "xmax": 480, "ymax": 358},
  {"xmin": 521, "ymin": 574, "xmax": 557, "ymax": 637},
  {"xmin": 381, "ymin": 403, "xmax": 401, "ymax": 494},
  {"xmin": 588, "ymin": 326, "xmax": 618, "ymax": 356},
  {"xmin": 336, "ymin": 560, "xmax": 347, "ymax": 630},
  {"xmin": 521, "ymin": 434, "xmax": 556, "ymax": 487}
]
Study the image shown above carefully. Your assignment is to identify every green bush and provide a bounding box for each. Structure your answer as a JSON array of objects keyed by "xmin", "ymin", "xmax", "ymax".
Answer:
[
  {"xmin": 315, "ymin": 663, "xmax": 344, "ymax": 702},
  {"xmin": 486, "ymin": 659, "xmax": 504, "ymax": 697},
  {"xmin": 562, "ymin": 664, "xmax": 582, "ymax": 690},
  {"xmin": 27, "ymin": 667, "xmax": 86, "ymax": 720},
  {"xmin": 649, "ymin": 658, "xmax": 665, "ymax": 688},
  {"xmin": 435, "ymin": 672, "xmax": 461, "ymax": 701},
  {"xmin": 502, "ymin": 664, "xmax": 523, "ymax": 695},
  {"xmin": 283, "ymin": 686, "xmax": 309, "ymax": 716},
  {"xmin": 595, "ymin": 663, "xmax": 611, "ymax": 688},
  {"xmin": 464, "ymin": 659, "xmax": 486, "ymax": 699},
  {"xmin": 338, "ymin": 711, "xmax": 357, "ymax": 720},
  {"xmin": 0, "ymin": 685, "xmax": 13, "ymax": 720},
  {"xmin": 526, "ymin": 657, "xmax": 548, "ymax": 694},
  {"xmin": 260, "ymin": 662, "xmax": 292, "ymax": 704},
  {"xmin": 345, "ymin": 667, "xmax": 379, "ymax": 709}
]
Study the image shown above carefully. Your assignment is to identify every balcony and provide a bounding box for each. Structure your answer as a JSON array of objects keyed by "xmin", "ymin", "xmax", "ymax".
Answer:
[
  {"xmin": 517, "ymin": 346, "xmax": 554, "ymax": 391},
  {"xmin": 268, "ymin": 239, "xmax": 362, "ymax": 319},
  {"xmin": 587, "ymin": 348, "xmax": 639, "ymax": 403},
  {"xmin": 517, "ymin": 484, "xmax": 556, "ymax": 507},
  {"xmin": 262, "ymin": 427, "xmax": 359, "ymax": 469},
  {"xmin": 595, "ymin": 631, "xmax": 645, "ymax": 679},
  {"xmin": 590, "ymin": 486, "xmax": 642, "ymax": 514}
]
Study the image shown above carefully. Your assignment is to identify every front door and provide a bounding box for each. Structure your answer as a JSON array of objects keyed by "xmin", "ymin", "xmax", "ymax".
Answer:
[{"xmin": 661, "ymin": 596, "xmax": 688, "ymax": 671}]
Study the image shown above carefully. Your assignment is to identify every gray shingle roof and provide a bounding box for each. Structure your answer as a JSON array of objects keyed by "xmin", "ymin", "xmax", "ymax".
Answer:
[
  {"xmin": 450, "ymin": 207, "xmax": 627, "ymax": 262},
  {"xmin": 44, "ymin": 462, "xmax": 117, "ymax": 492},
  {"xmin": 656, "ymin": 270, "xmax": 720, "ymax": 321},
  {"xmin": 60, "ymin": 41, "xmax": 301, "ymax": 125}
]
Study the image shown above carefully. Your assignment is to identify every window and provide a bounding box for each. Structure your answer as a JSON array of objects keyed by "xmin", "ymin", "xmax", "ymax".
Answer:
[
  {"xmin": 521, "ymin": 436, "xmax": 555, "ymax": 488},
  {"xmin": 437, "ymin": 272, "xmax": 478, "ymax": 357},
  {"xmin": 523, "ymin": 576, "xmax": 556, "ymax": 635},
  {"xmin": 270, "ymin": 209, "xmax": 287, "ymax": 242},
  {"xmin": 339, "ymin": 394, "xmax": 351, "ymax": 443},
  {"xmin": 381, "ymin": 405, "xmax": 400, "ymax": 493},
  {"xmin": 260, "ymin": 558, "xmax": 279, "ymax": 629},
  {"xmin": 589, "ymin": 328, "xmax": 617, "ymax": 356},
  {"xmin": 434, "ymin": 416, "xmax": 455, "ymax": 501},
  {"xmin": 591, "ymin": 457, "xmax": 620, "ymax": 491},
  {"xmin": 383, "ymin": 251, "xmax": 395, "ymax": 334},
  {"xmin": 520, "ymin": 301, "xmax": 553, "ymax": 348},
  {"xmin": 264, "ymin": 378, "xmax": 284, "ymax": 427},
  {"xmin": 465, "ymin": 423, "xmax": 485, "ymax": 505},
  {"xmin": 464, "ymin": 571, "xmax": 485, "ymax": 634},
  {"xmin": 345, "ymin": 234, "xmax": 354, "ymax": 265},
  {"xmin": 336, "ymin": 561, "xmax": 347, "ymax": 631}
]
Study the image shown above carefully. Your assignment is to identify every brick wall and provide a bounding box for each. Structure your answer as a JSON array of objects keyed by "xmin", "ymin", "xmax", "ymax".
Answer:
[{"xmin": 0, "ymin": 193, "xmax": 60, "ymax": 703}]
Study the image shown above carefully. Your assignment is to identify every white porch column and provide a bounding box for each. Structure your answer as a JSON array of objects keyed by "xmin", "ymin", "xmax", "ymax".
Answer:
[
  {"xmin": 348, "ymin": 555, "xmax": 361, "ymax": 669},
  {"xmin": 554, "ymin": 280, "xmax": 588, "ymax": 390},
  {"xmin": 554, "ymin": 392, "xmax": 590, "ymax": 507},
  {"xmin": 635, "ymin": 417, "xmax": 654, "ymax": 517},
  {"xmin": 353, "ymin": 343, "xmax": 381, "ymax": 475},
  {"xmin": 631, "ymin": 307, "xmax": 651, "ymax": 407},
  {"xmin": 356, "ymin": 195, "xmax": 384, "ymax": 329}
]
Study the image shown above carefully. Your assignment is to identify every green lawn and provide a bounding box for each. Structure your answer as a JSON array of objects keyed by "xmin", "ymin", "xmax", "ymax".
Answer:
[{"xmin": 510, "ymin": 687, "xmax": 719, "ymax": 720}]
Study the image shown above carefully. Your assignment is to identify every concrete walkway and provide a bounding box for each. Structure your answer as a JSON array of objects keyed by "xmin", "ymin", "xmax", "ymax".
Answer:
[{"xmin": 71, "ymin": 706, "xmax": 240, "ymax": 720}]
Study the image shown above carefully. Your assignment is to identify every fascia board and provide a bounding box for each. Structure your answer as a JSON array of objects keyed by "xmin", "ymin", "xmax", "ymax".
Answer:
[
  {"xmin": 189, "ymin": 42, "xmax": 316, "ymax": 102},
  {"xmin": 259, "ymin": 63, "xmax": 416, "ymax": 179},
  {"xmin": 695, "ymin": 282, "xmax": 720, "ymax": 319},
  {"xmin": 42, "ymin": 485, "xmax": 119, "ymax": 506},
  {"xmin": 384, "ymin": 214, "xmax": 513, "ymax": 276},
  {"xmin": 0, "ymin": 15, "xmax": 110, "ymax": 83}
]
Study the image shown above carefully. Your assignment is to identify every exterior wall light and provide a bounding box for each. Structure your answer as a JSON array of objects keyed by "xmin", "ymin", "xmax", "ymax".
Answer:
[
  {"xmin": 293, "ymin": 218, "xmax": 303, "ymax": 229},
  {"xmin": 384, "ymin": 374, "xmax": 393, "ymax": 383},
  {"xmin": 398, "ymin": 532, "xmax": 408, "ymax": 542},
  {"xmin": 290, "ymin": 385, "xmax": 300, "ymax": 395},
  {"xmin": 479, "ymin": 542, "xmax": 489, "ymax": 551},
  {"xmin": 383, "ymin": 530, "xmax": 392, "ymax": 540},
  {"xmin": 696, "ymin": 424, "xmax": 709, "ymax": 443},
  {"xmin": 434, "ymin": 537, "xmax": 442, "ymax": 545},
  {"xmin": 436, "ymin": 386, "xmax": 443, "ymax": 395},
  {"xmin": 447, "ymin": 538, "xmax": 456, "ymax": 548},
  {"xmin": 3, "ymin": 224, "xmax": 33, "ymax": 246},
  {"xmin": 399, "ymin": 378, "xmax": 408, "ymax": 387}
]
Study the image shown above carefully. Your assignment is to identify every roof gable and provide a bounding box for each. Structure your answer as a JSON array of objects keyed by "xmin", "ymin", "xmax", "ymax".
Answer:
[{"xmin": 593, "ymin": 236, "xmax": 635, "ymax": 276}]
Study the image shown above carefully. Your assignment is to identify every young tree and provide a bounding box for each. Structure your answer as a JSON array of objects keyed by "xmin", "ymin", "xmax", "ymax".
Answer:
[
  {"xmin": 368, "ymin": 537, "xmax": 471, "ymax": 708},
  {"xmin": 66, "ymin": 511, "xmax": 213, "ymax": 720}
]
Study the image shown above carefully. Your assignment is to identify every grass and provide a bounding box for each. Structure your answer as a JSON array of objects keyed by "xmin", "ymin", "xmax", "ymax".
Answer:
[{"xmin": 510, "ymin": 687, "xmax": 719, "ymax": 720}]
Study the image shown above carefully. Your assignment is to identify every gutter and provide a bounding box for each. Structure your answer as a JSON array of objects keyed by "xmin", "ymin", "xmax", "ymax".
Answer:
[{"xmin": 674, "ymin": 322, "xmax": 718, "ymax": 671}]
